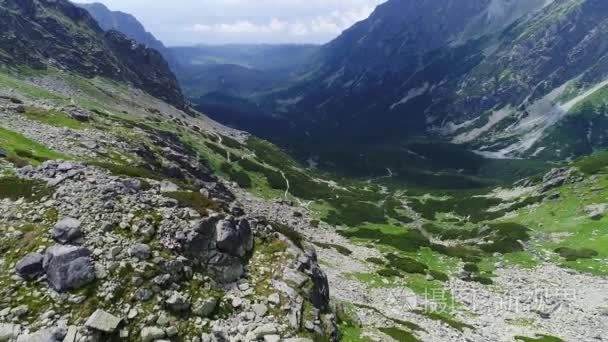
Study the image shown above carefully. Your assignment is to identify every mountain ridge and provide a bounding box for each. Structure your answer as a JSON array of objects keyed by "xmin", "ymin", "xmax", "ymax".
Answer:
[{"xmin": 0, "ymin": 0, "xmax": 185, "ymax": 109}]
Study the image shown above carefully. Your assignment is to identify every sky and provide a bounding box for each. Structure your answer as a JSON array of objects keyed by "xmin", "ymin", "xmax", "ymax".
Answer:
[{"xmin": 77, "ymin": 0, "xmax": 386, "ymax": 46}]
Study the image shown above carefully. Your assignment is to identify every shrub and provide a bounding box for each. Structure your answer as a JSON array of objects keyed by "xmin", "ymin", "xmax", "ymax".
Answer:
[
  {"xmin": 428, "ymin": 270, "xmax": 449, "ymax": 282},
  {"xmin": 386, "ymin": 254, "xmax": 428, "ymax": 274},
  {"xmin": 377, "ymin": 268, "xmax": 401, "ymax": 278},
  {"xmin": 220, "ymin": 162, "xmax": 252, "ymax": 188},
  {"xmin": 366, "ymin": 257, "xmax": 385, "ymax": 265},
  {"xmin": 463, "ymin": 263, "xmax": 479, "ymax": 273},
  {"xmin": 0, "ymin": 177, "xmax": 53, "ymax": 201},
  {"xmin": 554, "ymin": 247, "xmax": 599, "ymax": 261},
  {"xmin": 272, "ymin": 223, "xmax": 303, "ymax": 248},
  {"xmin": 164, "ymin": 191, "xmax": 220, "ymax": 215}
]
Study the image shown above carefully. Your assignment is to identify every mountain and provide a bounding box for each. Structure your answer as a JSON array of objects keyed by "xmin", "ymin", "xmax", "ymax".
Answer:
[
  {"xmin": 76, "ymin": 2, "xmax": 174, "ymax": 65},
  {"xmin": 170, "ymin": 44, "xmax": 319, "ymax": 99},
  {"xmin": 199, "ymin": 0, "xmax": 608, "ymax": 162},
  {"xmin": 0, "ymin": 0, "xmax": 185, "ymax": 109},
  {"xmin": 254, "ymin": 0, "xmax": 554, "ymax": 144}
]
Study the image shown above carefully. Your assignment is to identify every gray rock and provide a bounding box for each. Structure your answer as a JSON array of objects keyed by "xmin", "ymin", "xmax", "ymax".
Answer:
[
  {"xmin": 192, "ymin": 297, "xmax": 218, "ymax": 318},
  {"xmin": 0, "ymin": 323, "xmax": 20, "ymax": 342},
  {"xmin": 129, "ymin": 244, "xmax": 151, "ymax": 260},
  {"xmin": 160, "ymin": 181, "xmax": 179, "ymax": 193},
  {"xmin": 245, "ymin": 324, "xmax": 278, "ymax": 341},
  {"xmin": 15, "ymin": 252, "xmax": 44, "ymax": 280},
  {"xmin": 51, "ymin": 217, "xmax": 82, "ymax": 244},
  {"xmin": 215, "ymin": 218, "xmax": 253, "ymax": 258},
  {"xmin": 16, "ymin": 327, "xmax": 66, "ymax": 342},
  {"xmin": 140, "ymin": 326, "xmax": 166, "ymax": 342},
  {"xmin": 85, "ymin": 309, "xmax": 122, "ymax": 333},
  {"xmin": 165, "ymin": 291, "xmax": 190, "ymax": 313},
  {"xmin": 267, "ymin": 293, "xmax": 280, "ymax": 305},
  {"xmin": 207, "ymin": 253, "xmax": 245, "ymax": 283},
  {"xmin": 252, "ymin": 303, "xmax": 268, "ymax": 317},
  {"xmin": 283, "ymin": 269, "xmax": 308, "ymax": 288},
  {"xmin": 0, "ymin": 148, "xmax": 7, "ymax": 158},
  {"xmin": 264, "ymin": 335, "xmax": 281, "ymax": 342},
  {"xmin": 43, "ymin": 244, "xmax": 96, "ymax": 292},
  {"xmin": 70, "ymin": 111, "xmax": 90, "ymax": 122}
]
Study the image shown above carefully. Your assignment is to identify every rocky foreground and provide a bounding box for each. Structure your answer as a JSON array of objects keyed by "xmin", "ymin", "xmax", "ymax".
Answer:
[{"xmin": 0, "ymin": 161, "xmax": 338, "ymax": 341}]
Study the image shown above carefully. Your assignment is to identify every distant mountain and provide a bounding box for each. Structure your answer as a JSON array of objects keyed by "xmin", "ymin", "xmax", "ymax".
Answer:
[
  {"xmin": 76, "ymin": 2, "xmax": 174, "ymax": 65},
  {"xmin": 171, "ymin": 44, "xmax": 318, "ymax": 100},
  {"xmin": 199, "ymin": 0, "xmax": 608, "ymax": 161},
  {"xmin": 0, "ymin": 0, "xmax": 185, "ymax": 109},
  {"xmin": 170, "ymin": 44, "xmax": 319, "ymax": 71}
]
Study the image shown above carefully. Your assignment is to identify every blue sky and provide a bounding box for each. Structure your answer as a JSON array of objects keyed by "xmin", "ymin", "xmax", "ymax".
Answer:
[{"xmin": 78, "ymin": 0, "xmax": 386, "ymax": 46}]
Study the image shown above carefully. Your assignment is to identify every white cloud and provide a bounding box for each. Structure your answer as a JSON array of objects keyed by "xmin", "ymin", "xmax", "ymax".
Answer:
[{"xmin": 77, "ymin": 0, "xmax": 386, "ymax": 45}]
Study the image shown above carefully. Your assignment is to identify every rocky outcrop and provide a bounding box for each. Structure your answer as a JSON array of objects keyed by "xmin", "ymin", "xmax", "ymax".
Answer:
[{"xmin": 182, "ymin": 215, "xmax": 254, "ymax": 283}]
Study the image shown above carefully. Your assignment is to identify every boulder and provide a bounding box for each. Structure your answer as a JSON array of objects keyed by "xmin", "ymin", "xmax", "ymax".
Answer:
[
  {"xmin": 16, "ymin": 327, "xmax": 66, "ymax": 342},
  {"xmin": 15, "ymin": 253, "xmax": 44, "ymax": 280},
  {"xmin": 0, "ymin": 323, "xmax": 20, "ymax": 342},
  {"xmin": 129, "ymin": 244, "xmax": 151, "ymax": 260},
  {"xmin": 51, "ymin": 217, "xmax": 83, "ymax": 244},
  {"xmin": 165, "ymin": 291, "xmax": 190, "ymax": 313},
  {"xmin": 44, "ymin": 245, "xmax": 96, "ymax": 292},
  {"xmin": 192, "ymin": 297, "xmax": 218, "ymax": 318},
  {"xmin": 85, "ymin": 309, "xmax": 122, "ymax": 333},
  {"xmin": 0, "ymin": 148, "xmax": 7, "ymax": 158},
  {"xmin": 207, "ymin": 253, "xmax": 244, "ymax": 283},
  {"xmin": 140, "ymin": 326, "xmax": 165, "ymax": 342},
  {"xmin": 70, "ymin": 110, "xmax": 90, "ymax": 122},
  {"xmin": 215, "ymin": 218, "xmax": 253, "ymax": 258}
]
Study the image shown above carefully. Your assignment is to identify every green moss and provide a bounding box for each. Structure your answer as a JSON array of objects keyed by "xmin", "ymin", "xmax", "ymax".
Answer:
[
  {"xmin": 378, "ymin": 327, "xmax": 421, "ymax": 342},
  {"xmin": 428, "ymin": 270, "xmax": 449, "ymax": 282},
  {"xmin": 386, "ymin": 254, "xmax": 428, "ymax": 274},
  {"xmin": 377, "ymin": 268, "xmax": 402, "ymax": 278},
  {"xmin": 0, "ymin": 127, "xmax": 68, "ymax": 166},
  {"xmin": 366, "ymin": 257, "xmax": 385, "ymax": 265},
  {"xmin": 23, "ymin": 107, "xmax": 86, "ymax": 129},
  {"xmin": 339, "ymin": 225, "xmax": 430, "ymax": 253},
  {"xmin": 220, "ymin": 162, "xmax": 252, "ymax": 188},
  {"xmin": 272, "ymin": 223, "xmax": 304, "ymax": 248},
  {"xmin": 413, "ymin": 310, "xmax": 473, "ymax": 332},
  {"xmin": 515, "ymin": 334, "xmax": 564, "ymax": 342},
  {"xmin": 312, "ymin": 241, "xmax": 352, "ymax": 256},
  {"xmin": 164, "ymin": 191, "xmax": 220, "ymax": 215},
  {"xmin": 0, "ymin": 177, "xmax": 54, "ymax": 201}
]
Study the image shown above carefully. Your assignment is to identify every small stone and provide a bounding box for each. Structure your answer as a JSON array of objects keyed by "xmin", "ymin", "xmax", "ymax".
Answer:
[
  {"xmin": 129, "ymin": 244, "xmax": 151, "ymax": 260},
  {"xmin": 165, "ymin": 291, "xmax": 190, "ymax": 313},
  {"xmin": 252, "ymin": 303, "xmax": 268, "ymax": 318},
  {"xmin": 192, "ymin": 297, "xmax": 218, "ymax": 318},
  {"xmin": 267, "ymin": 293, "xmax": 280, "ymax": 305},
  {"xmin": 52, "ymin": 218, "xmax": 82, "ymax": 244},
  {"xmin": 85, "ymin": 309, "xmax": 122, "ymax": 333},
  {"xmin": 10, "ymin": 305, "xmax": 28, "ymax": 317},
  {"xmin": 165, "ymin": 326, "xmax": 178, "ymax": 337}
]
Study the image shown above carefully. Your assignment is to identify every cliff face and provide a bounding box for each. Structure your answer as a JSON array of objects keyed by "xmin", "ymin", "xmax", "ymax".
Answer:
[{"xmin": 0, "ymin": 0, "xmax": 185, "ymax": 109}]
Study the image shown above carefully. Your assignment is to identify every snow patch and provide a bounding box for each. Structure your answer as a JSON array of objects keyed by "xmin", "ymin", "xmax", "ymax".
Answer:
[
  {"xmin": 453, "ymin": 106, "xmax": 514, "ymax": 144},
  {"xmin": 389, "ymin": 83, "xmax": 429, "ymax": 110}
]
